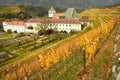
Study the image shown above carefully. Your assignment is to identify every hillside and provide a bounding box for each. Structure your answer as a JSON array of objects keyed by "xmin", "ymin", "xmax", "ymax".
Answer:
[
  {"xmin": 0, "ymin": 0, "xmax": 120, "ymax": 9},
  {"xmin": 0, "ymin": 5, "xmax": 21, "ymax": 14},
  {"xmin": 0, "ymin": 6, "xmax": 118, "ymax": 79},
  {"xmin": 79, "ymin": 8, "xmax": 118, "ymax": 19},
  {"xmin": 0, "ymin": 1, "xmax": 120, "ymax": 79},
  {"xmin": 0, "ymin": 5, "xmax": 30, "ymax": 28},
  {"xmin": 0, "ymin": 5, "xmax": 49, "ymax": 28}
]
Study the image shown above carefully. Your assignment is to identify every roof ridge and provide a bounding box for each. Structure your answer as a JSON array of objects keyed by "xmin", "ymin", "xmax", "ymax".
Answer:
[{"xmin": 49, "ymin": 6, "xmax": 56, "ymax": 11}]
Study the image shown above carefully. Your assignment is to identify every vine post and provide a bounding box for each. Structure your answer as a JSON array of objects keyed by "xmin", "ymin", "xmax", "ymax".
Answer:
[{"xmin": 82, "ymin": 45, "xmax": 86, "ymax": 74}]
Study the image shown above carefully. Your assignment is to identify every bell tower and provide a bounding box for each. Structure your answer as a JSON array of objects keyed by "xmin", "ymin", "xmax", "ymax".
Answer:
[{"xmin": 48, "ymin": 6, "xmax": 56, "ymax": 18}]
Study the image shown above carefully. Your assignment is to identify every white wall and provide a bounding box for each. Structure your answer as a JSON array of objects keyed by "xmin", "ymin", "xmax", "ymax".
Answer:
[
  {"xmin": 25, "ymin": 23, "xmax": 39, "ymax": 33},
  {"xmin": 3, "ymin": 21, "xmax": 82, "ymax": 34},
  {"xmin": 51, "ymin": 23, "xmax": 82, "ymax": 33},
  {"xmin": 3, "ymin": 22, "xmax": 25, "ymax": 33},
  {"xmin": 48, "ymin": 11, "xmax": 56, "ymax": 18}
]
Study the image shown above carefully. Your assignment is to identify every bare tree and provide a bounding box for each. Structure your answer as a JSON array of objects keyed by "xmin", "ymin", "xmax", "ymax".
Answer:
[{"xmin": 37, "ymin": 19, "xmax": 50, "ymax": 35}]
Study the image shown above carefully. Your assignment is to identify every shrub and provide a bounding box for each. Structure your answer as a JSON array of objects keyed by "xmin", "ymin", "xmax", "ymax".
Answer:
[
  {"xmin": 81, "ymin": 23, "xmax": 87, "ymax": 30},
  {"xmin": 70, "ymin": 30, "xmax": 75, "ymax": 34},
  {"xmin": 63, "ymin": 31, "xmax": 68, "ymax": 34},
  {"xmin": 60, "ymin": 31, "xmax": 68, "ymax": 34},
  {"xmin": 45, "ymin": 29, "xmax": 54, "ymax": 35},
  {"xmin": 13, "ymin": 30, "xmax": 17, "ymax": 34},
  {"xmin": 7, "ymin": 29, "xmax": 12, "ymax": 34},
  {"xmin": 38, "ymin": 30, "xmax": 44, "ymax": 35},
  {"xmin": 84, "ymin": 26, "xmax": 92, "ymax": 32}
]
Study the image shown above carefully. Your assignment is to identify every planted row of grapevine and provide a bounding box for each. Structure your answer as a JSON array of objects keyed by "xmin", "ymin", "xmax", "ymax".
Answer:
[
  {"xmin": 38, "ymin": 17, "xmax": 117, "ymax": 70},
  {"xmin": 0, "ymin": 17, "xmax": 117, "ymax": 80}
]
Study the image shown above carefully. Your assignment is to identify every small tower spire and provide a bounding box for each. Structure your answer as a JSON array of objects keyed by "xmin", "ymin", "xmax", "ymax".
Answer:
[{"xmin": 48, "ymin": 6, "xmax": 56, "ymax": 18}]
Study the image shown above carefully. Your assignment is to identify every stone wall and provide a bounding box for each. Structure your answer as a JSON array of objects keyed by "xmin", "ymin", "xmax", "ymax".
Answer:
[{"xmin": 112, "ymin": 25, "xmax": 120, "ymax": 80}]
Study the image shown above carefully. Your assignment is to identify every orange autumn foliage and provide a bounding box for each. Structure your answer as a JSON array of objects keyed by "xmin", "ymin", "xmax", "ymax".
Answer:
[{"xmin": 38, "ymin": 17, "xmax": 117, "ymax": 70}]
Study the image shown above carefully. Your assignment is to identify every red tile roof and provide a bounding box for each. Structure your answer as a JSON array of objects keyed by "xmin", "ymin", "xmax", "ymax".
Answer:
[
  {"xmin": 50, "ymin": 19, "xmax": 81, "ymax": 24},
  {"xmin": 27, "ymin": 18, "xmax": 81, "ymax": 24},
  {"xmin": 7, "ymin": 21, "xmax": 25, "ymax": 26},
  {"xmin": 53, "ymin": 13, "xmax": 65, "ymax": 19},
  {"xmin": 27, "ymin": 18, "xmax": 42, "ymax": 23}
]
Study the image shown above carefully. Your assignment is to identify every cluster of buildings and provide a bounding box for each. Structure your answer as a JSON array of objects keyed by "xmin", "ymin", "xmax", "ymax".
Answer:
[{"xmin": 2, "ymin": 7, "xmax": 89, "ymax": 34}]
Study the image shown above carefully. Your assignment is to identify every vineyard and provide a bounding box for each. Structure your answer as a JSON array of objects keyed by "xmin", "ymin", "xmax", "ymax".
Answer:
[
  {"xmin": 78, "ymin": 8, "xmax": 117, "ymax": 20},
  {"xmin": 38, "ymin": 16, "xmax": 117, "ymax": 70},
  {"xmin": 0, "ymin": 14, "xmax": 118, "ymax": 80}
]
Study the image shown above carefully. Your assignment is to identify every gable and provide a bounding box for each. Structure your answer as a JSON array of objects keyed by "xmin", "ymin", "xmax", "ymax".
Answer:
[
  {"xmin": 49, "ymin": 6, "xmax": 56, "ymax": 12},
  {"xmin": 65, "ymin": 8, "xmax": 78, "ymax": 19}
]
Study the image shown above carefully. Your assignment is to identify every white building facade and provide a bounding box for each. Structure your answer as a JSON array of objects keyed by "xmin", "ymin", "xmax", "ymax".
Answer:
[
  {"xmin": 2, "ymin": 19, "xmax": 40, "ymax": 34},
  {"xmin": 2, "ymin": 21, "xmax": 25, "ymax": 33},
  {"xmin": 2, "ymin": 18, "xmax": 82, "ymax": 34},
  {"xmin": 49, "ymin": 19, "xmax": 82, "ymax": 33},
  {"xmin": 25, "ymin": 18, "xmax": 41, "ymax": 34},
  {"xmin": 2, "ymin": 7, "xmax": 86, "ymax": 34}
]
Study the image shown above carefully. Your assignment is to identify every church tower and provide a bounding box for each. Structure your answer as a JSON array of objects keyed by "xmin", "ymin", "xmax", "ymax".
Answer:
[{"xmin": 48, "ymin": 6, "xmax": 56, "ymax": 18}]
